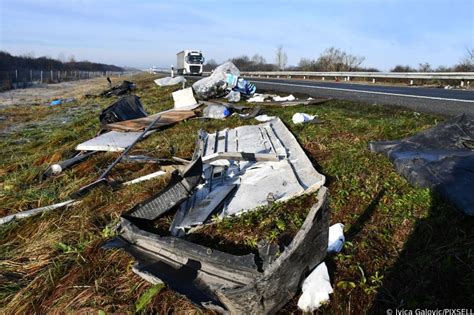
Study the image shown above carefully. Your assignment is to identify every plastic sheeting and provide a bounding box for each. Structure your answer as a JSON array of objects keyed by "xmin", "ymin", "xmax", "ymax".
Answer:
[
  {"xmin": 154, "ymin": 76, "xmax": 186, "ymax": 87},
  {"xmin": 99, "ymin": 95, "xmax": 147, "ymax": 125},
  {"xmin": 100, "ymin": 80, "xmax": 136, "ymax": 97},
  {"xmin": 370, "ymin": 114, "xmax": 474, "ymax": 215},
  {"xmin": 192, "ymin": 62, "xmax": 240, "ymax": 100}
]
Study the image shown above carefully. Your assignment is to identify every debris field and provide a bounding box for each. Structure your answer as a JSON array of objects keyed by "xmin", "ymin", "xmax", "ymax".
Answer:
[{"xmin": 1, "ymin": 65, "xmax": 473, "ymax": 314}]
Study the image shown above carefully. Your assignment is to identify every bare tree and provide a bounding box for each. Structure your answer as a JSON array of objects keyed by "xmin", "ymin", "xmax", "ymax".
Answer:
[
  {"xmin": 251, "ymin": 54, "xmax": 266, "ymax": 65},
  {"xmin": 315, "ymin": 47, "xmax": 364, "ymax": 71},
  {"xmin": 275, "ymin": 45, "xmax": 288, "ymax": 70},
  {"xmin": 391, "ymin": 65, "xmax": 416, "ymax": 72},
  {"xmin": 298, "ymin": 58, "xmax": 315, "ymax": 71},
  {"xmin": 418, "ymin": 62, "xmax": 432, "ymax": 72},
  {"xmin": 455, "ymin": 47, "xmax": 474, "ymax": 72},
  {"xmin": 203, "ymin": 58, "xmax": 218, "ymax": 71}
]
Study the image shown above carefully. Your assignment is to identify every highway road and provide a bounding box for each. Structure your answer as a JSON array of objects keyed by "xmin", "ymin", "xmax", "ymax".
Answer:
[{"xmin": 245, "ymin": 77, "xmax": 474, "ymax": 116}]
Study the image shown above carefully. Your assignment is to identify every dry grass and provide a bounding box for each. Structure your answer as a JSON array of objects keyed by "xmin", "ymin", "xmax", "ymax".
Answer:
[{"xmin": 1, "ymin": 74, "xmax": 473, "ymax": 314}]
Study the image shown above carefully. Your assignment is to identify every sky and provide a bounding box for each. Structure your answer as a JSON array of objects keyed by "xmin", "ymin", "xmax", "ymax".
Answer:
[{"xmin": 0, "ymin": 0, "xmax": 473, "ymax": 71}]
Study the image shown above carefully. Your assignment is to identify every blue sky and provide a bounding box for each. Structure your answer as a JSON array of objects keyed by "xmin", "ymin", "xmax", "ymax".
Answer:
[{"xmin": 1, "ymin": 0, "xmax": 473, "ymax": 70}]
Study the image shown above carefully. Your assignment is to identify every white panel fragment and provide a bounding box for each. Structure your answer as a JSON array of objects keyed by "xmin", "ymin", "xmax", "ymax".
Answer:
[
  {"xmin": 172, "ymin": 87, "xmax": 199, "ymax": 110},
  {"xmin": 297, "ymin": 262, "xmax": 333, "ymax": 312},
  {"xmin": 76, "ymin": 131, "xmax": 153, "ymax": 152},
  {"xmin": 328, "ymin": 223, "xmax": 345, "ymax": 253}
]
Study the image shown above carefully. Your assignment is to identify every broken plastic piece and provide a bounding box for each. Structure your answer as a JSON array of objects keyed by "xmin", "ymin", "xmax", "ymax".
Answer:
[
  {"xmin": 203, "ymin": 104, "xmax": 231, "ymax": 119},
  {"xmin": 297, "ymin": 262, "xmax": 333, "ymax": 312},
  {"xmin": 122, "ymin": 171, "xmax": 166, "ymax": 186},
  {"xmin": 76, "ymin": 131, "xmax": 155, "ymax": 152},
  {"xmin": 0, "ymin": 199, "xmax": 79, "ymax": 225},
  {"xmin": 42, "ymin": 151, "xmax": 97, "ymax": 179},
  {"xmin": 273, "ymin": 94, "xmax": 296, "ymax": 102},
  {"xmin": 172, "ymin": 87, "xmax": 199, "ymax": 110},
  {"xmin": 111, "ymin": 186, "xmax": 329, "ymax": 313},
  {"xmin": 125, "ymin": 158, "xmax": 202, "ymax": 221},
  {"xmin": 225, "ymin": 90, "xmax": 241, "ymax": 102},
  {"xmin": 292, "ymin": 113, "xmax": 317, "ymax": 124},
  {"xmin": 254, "ymin": 114, "xmax": 276, "ymax": 122},
  {"xmin": 327, "ymin": 223, "xmax": 345, "ymax": 253},
  {"xmin": 154, "ymin": 76, "xmax": 186, "ymax": 87},
  {"xmin": 175, "ymin": 184, "xmax": 236, "ymax": 229}
]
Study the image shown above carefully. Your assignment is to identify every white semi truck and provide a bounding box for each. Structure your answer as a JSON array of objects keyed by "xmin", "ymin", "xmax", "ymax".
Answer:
[{"xmin": 176, "ymin": 50, "xmax": 205, "ymax": 75}]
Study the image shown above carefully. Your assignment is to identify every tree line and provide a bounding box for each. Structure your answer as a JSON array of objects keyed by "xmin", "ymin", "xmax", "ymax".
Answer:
[
  {"xmin": 204, "ymin": 46, "xmax": 474, "ymax": 72},
  {"xmin": 0, "ymin": 51, "xmax": 124, "ymax": 72}
]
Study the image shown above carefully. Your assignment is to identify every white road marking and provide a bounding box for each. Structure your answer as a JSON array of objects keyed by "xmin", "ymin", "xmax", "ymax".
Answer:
[{"xmin": 253, "ymin": 80, "xmax": 474, "ymax": 103}]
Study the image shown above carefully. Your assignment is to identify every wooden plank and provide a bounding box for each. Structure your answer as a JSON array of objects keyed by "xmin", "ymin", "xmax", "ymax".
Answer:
[{"xmin": 104, "ymin": 110, "xmax": 195, "ymax": 132}]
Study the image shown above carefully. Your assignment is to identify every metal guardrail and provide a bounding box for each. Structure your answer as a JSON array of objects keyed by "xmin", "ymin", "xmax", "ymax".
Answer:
[{"xmin": 241, "ymin": 71, "xmax": 474, "ymax": 81}]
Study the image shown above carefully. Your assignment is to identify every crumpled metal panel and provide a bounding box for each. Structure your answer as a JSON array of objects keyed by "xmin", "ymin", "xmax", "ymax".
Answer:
[
  {"xmin": 179, "ymin": 118, "xmax": 325, "ymax": 222},
  {"xmin": 112, "ymin": 187, "xmax": 329, "ymax": 314}
]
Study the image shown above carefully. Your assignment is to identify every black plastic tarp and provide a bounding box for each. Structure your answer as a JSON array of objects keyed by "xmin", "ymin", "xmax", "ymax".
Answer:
[
  {"xmin": 99, "ymin": 95, "xmax": 147, "ymax": 125},
  {"xmin": 100, "ymin": 80, "xmax": 136, "ymax": 97},
  {"xmin": 370, "ymin": 114, "xmax": 474, "ymax": 215}
]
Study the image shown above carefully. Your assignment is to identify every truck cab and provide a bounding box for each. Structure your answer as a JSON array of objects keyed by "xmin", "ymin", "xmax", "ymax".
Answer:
[{"xmin": 177, "ymin": 50, "xmax": 205, "ymax": 76}]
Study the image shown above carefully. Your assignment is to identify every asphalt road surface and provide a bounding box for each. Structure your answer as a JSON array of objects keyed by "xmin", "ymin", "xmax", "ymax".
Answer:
[{"xmin": 245, "ymin": 77, "xmax": 474, "ymax": 117}]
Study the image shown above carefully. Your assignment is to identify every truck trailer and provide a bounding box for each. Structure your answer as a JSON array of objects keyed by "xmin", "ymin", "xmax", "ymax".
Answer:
[{"xmin": 176, "ymin": 50, "xmax": 205, "ymax": 75}]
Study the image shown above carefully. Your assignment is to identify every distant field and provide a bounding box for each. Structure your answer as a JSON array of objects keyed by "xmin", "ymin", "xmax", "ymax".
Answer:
[{"xmin": 0, "ymin": 74, "xmax": 472, "ymax": 313}]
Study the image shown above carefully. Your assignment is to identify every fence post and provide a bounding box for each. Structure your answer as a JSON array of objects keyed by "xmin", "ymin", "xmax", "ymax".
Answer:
[
  {"xmin": 40, "ymin": 70, "xmax": 43, "ymax": 83},
  {"xmin": 51, "ymin": 70, "xmax": 53, "ymax": 81},
  {"xmin": 58, "ymin": 70, "xmax": 60, "ymax": 81},
  {"xmin": 30, "ymin": 69, "xmax": 33, "ymax": 82}
]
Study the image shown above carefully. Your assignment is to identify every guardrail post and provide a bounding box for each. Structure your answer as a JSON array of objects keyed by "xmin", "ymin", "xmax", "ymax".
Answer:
[
  {"xmin": 30, "ymin": 69, "xmax": 33, "ymax": 82},
  {"xmin": 460, "ymin": 81, "xmax": 464, "ymax": 87},
  {"xmin": 303, "ymin": 76, "xmax": 306, "ymax": 80},
  {"xmin": 372, "ymin": 78, "xmax": 376, "ymax": 84},
  {"xmin": 410, "ymin": 80, "xmax": 414, "ymax": 85},
  {"xmin": 347, "ymin": 76, "xmax": 350, "ymax": 81},
  {"xmin": 277, "ymin": 75, "xmax": 280, "ymax": 78},
  {"xmin": 40, "ymin": 70, "xmax": 43, "ymax": 83},
  {"xmin": 51, "ymin": 70, "xmax": 53, "ymax": 81},
  {"xmin": 467, "ymin": 81, "xmax": 470, "ymax": 87},
  {"xmin": 267, "ymin": 75, "xmax": 269, "ymax": 78},
  {"xmin": 322, "ymin": 77, "xmax": 325, "ymax": 81}
]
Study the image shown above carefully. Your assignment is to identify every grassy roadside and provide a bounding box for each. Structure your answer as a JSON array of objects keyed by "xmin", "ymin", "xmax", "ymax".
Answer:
[{"xmin": 0, "ymin": 74, "xmax": 472, "ymax": 313}]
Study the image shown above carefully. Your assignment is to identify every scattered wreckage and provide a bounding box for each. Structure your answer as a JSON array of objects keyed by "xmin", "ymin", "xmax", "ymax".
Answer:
[{"xmin": 109, "ymin": 118, "xmax": 330, "ymax": 313}]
